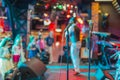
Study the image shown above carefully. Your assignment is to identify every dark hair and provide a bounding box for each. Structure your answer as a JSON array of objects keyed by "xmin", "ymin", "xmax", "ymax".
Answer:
[{"xmin": 84, "ymin": 20, "xmax": 89, "ymax": 26}]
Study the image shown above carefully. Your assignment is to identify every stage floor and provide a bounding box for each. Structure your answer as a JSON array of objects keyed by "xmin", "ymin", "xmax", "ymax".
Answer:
[
  {"xmin": 44, "ymin": 63, "xmax": 116, "ymax": 80},
  {"xmin": 45, "ymin": 63, "xmax": 96, "ymax": 80},
  {"xmin": 44, "ymin": 42, "xmax": 116, "ymax": 80}
]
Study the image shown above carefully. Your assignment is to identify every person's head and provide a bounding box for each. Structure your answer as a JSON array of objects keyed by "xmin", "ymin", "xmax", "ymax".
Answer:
[{"xmin": 14, "ymin": 34, "xmax": 22, "ymax": 45}]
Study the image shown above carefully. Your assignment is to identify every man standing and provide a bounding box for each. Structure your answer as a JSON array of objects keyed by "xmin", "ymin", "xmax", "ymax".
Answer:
[
  {"xmin": 65, "ymin": 17, "xmax": 81, "ymax": 75},
  {"xmin": 45, "ymin": 32, "xmax": 54, "ymax": 64}
]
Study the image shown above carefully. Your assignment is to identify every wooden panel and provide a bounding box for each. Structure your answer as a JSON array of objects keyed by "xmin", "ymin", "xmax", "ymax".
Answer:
[{"xmin": 91, "ymin": 2, "xmax": 99, "ymax": 31}]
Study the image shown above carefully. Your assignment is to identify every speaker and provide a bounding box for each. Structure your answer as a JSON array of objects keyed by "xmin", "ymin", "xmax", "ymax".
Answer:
[
  {"xmin": 95, "ymin": 67, "xmax": 114, "ymax": 80},
  {"xmin": 5, "ymin": 68, "xmax": 20, "ymax": 80},
  {"xmin": 19, "ymin": 57, "xmax": 47, "ymax": 80}
]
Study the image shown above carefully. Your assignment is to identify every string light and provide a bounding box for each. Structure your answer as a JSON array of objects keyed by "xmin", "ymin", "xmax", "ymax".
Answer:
[
  {"xmin": 44, "ymin": 13, "xmax": 48, "ymax": 17},
  {"xmin": 63, "ymin": 4, "xmax": 67, "ymax": 11},
  {"xmin": 57, "ymin": 4, "xmax": 63, "ymax": 10},
  {"xmin": 67, "ymin": 4, "xmax": 70, "ymax": 7},
  {"xmin": 75, "ymin": 6, "xmax": 78, "ymax": 9},
  {"xmin": 66, "ymin": 14, "xmax": 71, "ymax": 18},
  {"xmin": 70, "ymin": 10, "xmax": 73, "ymax": 13},
  {"xmin": 71, "ymin": 5, "xmax": 74, "ymax": 9},
  {"xmin": 52, "ymin": 3, "xmax": 78, "ymax": 20},
  {"xmin": 53, "ymin": 6, "xmax": 57, "ymax": 9},
  {"xmin": 73, "ymin": 12, "xmax": 76, "ymax": 17}
]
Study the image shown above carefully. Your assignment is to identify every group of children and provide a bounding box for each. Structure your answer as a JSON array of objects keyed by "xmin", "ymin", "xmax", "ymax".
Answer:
[
  {"xmin": 0, "ymin": 31, "xmax": 54, "ymax": 80},
  {"xmin": 27, "ymin": 31, "xmax": 54, "ymax": 63},
  {"xmin": 0, "ymin": 34, "xmax": 25, "ymax": 80}
]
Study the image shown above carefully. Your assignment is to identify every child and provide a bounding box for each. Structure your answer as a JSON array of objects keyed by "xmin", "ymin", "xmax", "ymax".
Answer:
[{"xmin": 0, "ymin": 37, "xmax": 13, "ymax": 80}]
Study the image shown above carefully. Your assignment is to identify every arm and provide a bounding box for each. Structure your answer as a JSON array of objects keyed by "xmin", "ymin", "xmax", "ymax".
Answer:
[
  {"xmin": 12, "ymin": 45, "xmax": 16, "ymax": 55},
  {"xmin": 0, "ymin": 47, "xmax": 4, "ymax": 58},
  {"xmin": 0, "ymin": 47, "xmax": 11, "ymax": 59},
  {"xmin": 20, "ymin": 43, "xmax": 26, "ymax": 62},
  {"xmin": 27, "ymin": 43, "xmax": 31, "ymax": 51},
  {"xmin": 68, "ymin": 23, "xmax": 75, "ymax": 37},
  {"xmin": 36, "ymin": 40, "xmax": 41, "ymax": 53}
]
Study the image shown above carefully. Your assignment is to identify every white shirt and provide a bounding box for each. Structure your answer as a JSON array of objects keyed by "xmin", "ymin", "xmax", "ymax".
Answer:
[{"xmin": 12, "ymin": 45, "xmax": 22, "ymax": 55}]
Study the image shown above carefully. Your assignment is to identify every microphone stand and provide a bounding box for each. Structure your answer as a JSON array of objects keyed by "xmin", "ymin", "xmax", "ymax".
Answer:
[
  {"xmin": 88, "ymin": 21, "xmax": 93, "ymax": 80},
  {"xmin": 64, "ymin": 24, "xmax": 70, "ymax": 80}
]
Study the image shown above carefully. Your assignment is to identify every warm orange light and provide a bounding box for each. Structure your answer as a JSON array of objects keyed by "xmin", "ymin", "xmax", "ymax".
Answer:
[
  {"xmin": 44, "ymin": 13, "xmax": 48, "ymax": 17},
  {"xmin": 98, "ymin": 10, "xmax": 101, "ymax": 14},
  {"xmin": 66, "ymin": 14, "xmax": 71, "ymax": 18},
  {"xmin": 77, "ymin": 18, "xmax": 83, "ymax": 24},
  {"xmin": 55, "ymin": 28, "xmax": 62, "ymax": 32},
  {"xmin": 104, "ymin": 13, "xmax": 109, "ymax": 17}
]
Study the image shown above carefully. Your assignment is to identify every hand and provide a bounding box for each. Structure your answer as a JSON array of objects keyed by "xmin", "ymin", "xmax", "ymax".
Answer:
[
  {"xmin": 31, "ymin": 47, "xmax": 36, "ymax": 50},
  {"xmin": 5, "ymin": 54, "xmax": 11, "ymax": 59}
]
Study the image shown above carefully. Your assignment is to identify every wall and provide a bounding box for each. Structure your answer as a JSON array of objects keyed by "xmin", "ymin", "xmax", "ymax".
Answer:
[{"xmin": 99, "ymin": 2, "xmax": 120, "ymax": 37}]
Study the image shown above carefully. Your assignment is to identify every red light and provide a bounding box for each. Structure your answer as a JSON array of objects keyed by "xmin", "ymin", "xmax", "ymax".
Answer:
[
  {"xmin": 45, "ymin": 4, "xmax": 50, "ymax": 9},
  {"xmin": 0, "ymin": 19, "xmax": 4, "ymax": 32},
  {"xmin": 49, "ymin": 22, "xmax": 55, "ymax": 31}
]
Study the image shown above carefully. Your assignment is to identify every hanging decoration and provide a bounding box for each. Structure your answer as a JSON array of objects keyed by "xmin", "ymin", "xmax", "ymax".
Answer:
[{"xmin": 52, "ymin": 3, "xmax": 78, "ymax": 18}]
